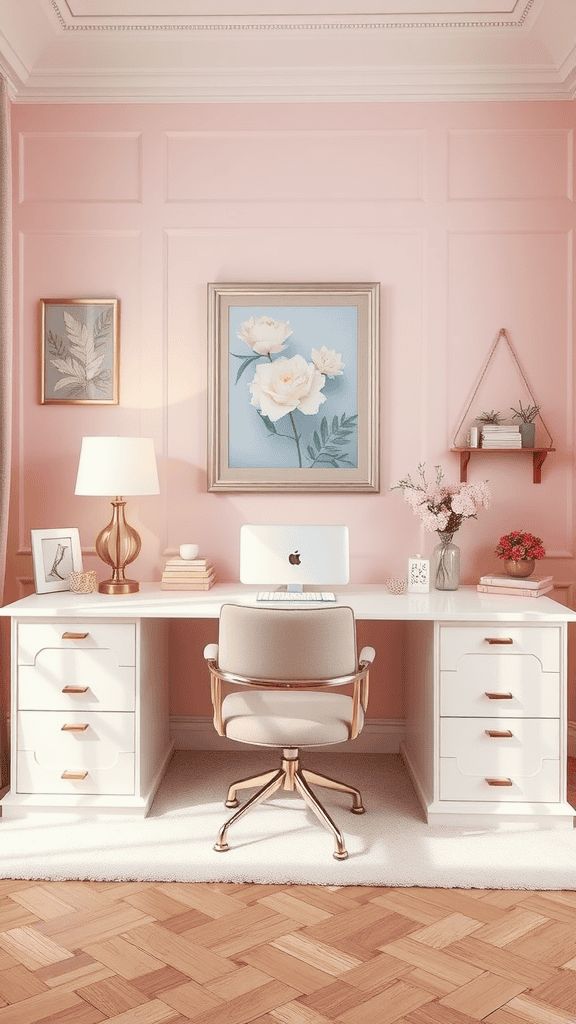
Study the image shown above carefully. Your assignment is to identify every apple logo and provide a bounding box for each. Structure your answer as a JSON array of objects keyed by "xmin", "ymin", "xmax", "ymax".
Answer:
[{"xmin": 288, "ymin": 550, "xmax": 301, "ymax": 565}]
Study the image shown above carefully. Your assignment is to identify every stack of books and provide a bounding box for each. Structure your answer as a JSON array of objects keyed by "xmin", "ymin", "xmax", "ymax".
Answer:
[
  {"xmin": 480, "ymin": 424, "xmax": 522, "ymax": 448},
  {"xmin": 161, "ymin": 556, "xmax": 216, "ymax": 591},
  {"xmin": 477, "ymin": 573, "xmax": 553, "ymax": 598}
]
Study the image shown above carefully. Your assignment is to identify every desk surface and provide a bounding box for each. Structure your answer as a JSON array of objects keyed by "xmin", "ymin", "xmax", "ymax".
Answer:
[{"xmin": 1, "ymin": 582, "xmax": 575, "ymax": 621}]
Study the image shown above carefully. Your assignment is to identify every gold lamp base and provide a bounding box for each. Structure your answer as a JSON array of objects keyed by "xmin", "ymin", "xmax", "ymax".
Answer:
[
  {"xmin": 95, "ymin": 497, "xmax": 142, "ymax": 596},
  {"xmin": 98, "ymin": 578, "xmax": 140, "ymax": 595}
]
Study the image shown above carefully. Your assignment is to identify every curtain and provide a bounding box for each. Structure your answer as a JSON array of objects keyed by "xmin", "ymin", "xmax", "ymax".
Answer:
[
  {"xmin": 0, "ymin": 75, "xmax": 12, "ymax": 789},
  {"xmin": 0, "ymin": 75, "xmax": 11, "ymax": 602}
]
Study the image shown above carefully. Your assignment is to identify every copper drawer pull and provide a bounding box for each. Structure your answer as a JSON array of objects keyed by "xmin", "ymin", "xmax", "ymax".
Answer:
[
  {"xmin": 485, "ymin": 638, "xmax": 514, "ymax": 645},
  {"xmin": 61, "ymin": 770, "xmax": 88, "ymax": 780},
  {"xmin": 61, "ymin": 723, "xmax": 89, "ymax": 732},
  {"xmin": 62, "ymin": 632, "xmax": 89, "ymax": 640},
  {"xmin": 486, "ymin": 778, "xmax": 513, "ymax": 787},
  {"xmin": 485, "ymin": 691, "xmax": 514, "ymax": 700},
  {"xmin": 62, "ymin": 685, "xmax": 89, "ymax": 694},
  {"xmin": 486, "ymin": 729, "xmax": 513, "ymax": 738}
]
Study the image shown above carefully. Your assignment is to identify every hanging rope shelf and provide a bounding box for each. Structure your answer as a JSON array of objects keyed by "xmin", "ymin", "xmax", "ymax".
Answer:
[{"xmin": 450, "ymin": 328, "xmax": 555, "ymax": 484}]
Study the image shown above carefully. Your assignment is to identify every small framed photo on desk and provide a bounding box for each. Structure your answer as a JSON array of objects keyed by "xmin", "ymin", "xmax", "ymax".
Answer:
[{"xmin": 31, "ymin": 528, "xmax": 83, "ymax": 594}]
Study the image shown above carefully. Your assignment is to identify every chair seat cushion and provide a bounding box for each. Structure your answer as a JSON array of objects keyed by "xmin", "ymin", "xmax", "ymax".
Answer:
[{"xmin": 221, "ymin": 690, "xmax": 362, "ymax": 747}]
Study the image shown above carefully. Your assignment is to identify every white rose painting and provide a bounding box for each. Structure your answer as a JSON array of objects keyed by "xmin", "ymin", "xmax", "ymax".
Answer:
[{"xmin": 228, "ymin": 305, "xmax": 358, "ymax": 470}]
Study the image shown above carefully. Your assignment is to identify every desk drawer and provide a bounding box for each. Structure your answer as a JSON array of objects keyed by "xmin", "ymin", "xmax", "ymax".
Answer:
[
  {"xmin": 440, "ymin": 656, "xmax": 560, "ymax": 718},
  {"xmin": 439, "ymin": 626, "xmax": 560, "ymax": 673},
  {"xmin": 17, "ymin": 623, "xmax": 136, "ymax": 667},
  {"xmin": 17, "ymin": 711, "xmax": 135, "ymax": 795},
  {"xmin": 439, "ymin": 717, "xmax": 560, "ymax": 802},
  {"xmin": 17, "ymin": 751, "xmax": 135, "ymax": 796},
  {"xmin": 439, "ymin": 759, "xmax": 560, "ymax": 803},
  {"xmin": 18, "ymin": 649, "xmax": 135, "ymax": 712}
]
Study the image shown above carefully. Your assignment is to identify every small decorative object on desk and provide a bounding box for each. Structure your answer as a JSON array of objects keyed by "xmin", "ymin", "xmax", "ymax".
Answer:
[
  {"xmin": 386, "ymin": 578, "xmax": 407, "ymax": 595},
  {"xmin": 408, "ymin": 554, "xmax": 430, "ymax": 593},
  {"xmin": 161, "ymin": 555, "xmax": 215, "ymax": 590},
  {"xmin": 495, "ymin": 530, "xmax": 545, "ymax": 578},
  {"xmin": 392, "ymin": 463, "xmax": 491, "ymax": 591},
  {"xmin": 510, "ymin": 401, "xmax": 540, "ymax": 449},
  {"xmin": 69, "ymin": 570, "xmax": 97, "ymax": 594}
]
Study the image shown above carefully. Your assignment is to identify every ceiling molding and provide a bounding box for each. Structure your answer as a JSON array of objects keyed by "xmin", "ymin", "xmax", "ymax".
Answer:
[
  {"xmin": 1, "ymin": 0, "xmax": 575, "ymax": 103},
  {"xmin": 47, "ymin": 0, "xmax": 537, "ymax": 31}
]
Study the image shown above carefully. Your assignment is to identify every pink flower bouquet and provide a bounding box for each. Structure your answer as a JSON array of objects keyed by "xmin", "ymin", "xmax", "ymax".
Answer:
[{"xmin": 392, "ymin": 463, "xmax": 491, "ymax": 534}]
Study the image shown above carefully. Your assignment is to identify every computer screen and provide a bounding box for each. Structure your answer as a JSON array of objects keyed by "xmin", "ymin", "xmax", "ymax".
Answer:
[{"xmin": 239, "ymin": 524, "xmax": 349, "ymax": 588}]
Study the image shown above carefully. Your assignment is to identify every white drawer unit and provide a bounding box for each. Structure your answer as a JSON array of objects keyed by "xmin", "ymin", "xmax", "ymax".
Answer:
[
  {"xmin": 402, "ymin": 618, "xmax": 574, "ymax": 828},
  {"xmin": 2, "ymin": 616, "xmax": 171, "ymax": 818}
]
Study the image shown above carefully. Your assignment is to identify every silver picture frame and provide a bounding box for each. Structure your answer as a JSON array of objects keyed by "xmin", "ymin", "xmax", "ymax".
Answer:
[{"xmin": 208, "ymin": 282, "xmax": 380, "ymax": 492}]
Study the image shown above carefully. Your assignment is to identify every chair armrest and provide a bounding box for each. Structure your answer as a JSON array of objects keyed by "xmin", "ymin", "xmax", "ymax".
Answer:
[
  {"xmin": 204, "ymin": 643, "xmax": 219, "ymax": 661},
  {"xmin": 359, "ymin": 646, "xmax": 376, "ymax": 666}
]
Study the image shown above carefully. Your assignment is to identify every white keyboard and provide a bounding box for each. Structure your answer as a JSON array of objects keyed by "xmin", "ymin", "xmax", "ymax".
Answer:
[{"xmin": 256, "ymin": 591, "xmax": 336, "ymax": 603}]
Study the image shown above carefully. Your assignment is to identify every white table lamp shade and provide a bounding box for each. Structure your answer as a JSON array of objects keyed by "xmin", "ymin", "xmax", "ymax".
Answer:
[{"xmin": 75, "ymin": 436, "xmax": 159, "ymax": 496}]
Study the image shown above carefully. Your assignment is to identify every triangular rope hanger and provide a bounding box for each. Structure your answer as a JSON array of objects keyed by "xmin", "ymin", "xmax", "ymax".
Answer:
[{"xmin": 452, "ymin": 327, "xmax": 554, "ymax": 449}]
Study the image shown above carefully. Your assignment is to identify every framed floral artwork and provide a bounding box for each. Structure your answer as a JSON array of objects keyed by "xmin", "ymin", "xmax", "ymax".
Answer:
[
  {"xmin": 40, "ymin": 298, "xmax": 119, "ymax": 404},
  {"xmin": 208, "ymin": 282, "xmax": 380, "ymax": 492}
]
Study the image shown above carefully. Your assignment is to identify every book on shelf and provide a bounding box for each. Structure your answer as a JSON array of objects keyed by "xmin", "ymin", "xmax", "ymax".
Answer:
[
  {"xmin": 477, "ymin": 583, "xmax": 553, "ymax": 598},
  {"xmin": 481, "ymin": 442, "xmax": 522, "ymax": 448},
  {"xmin": 479, "ymin": 573, "xmax": 553, "ymax": 589},
  {"xmin": 481, "ymin": 424, "xmax": 520, "ymax": 431}
]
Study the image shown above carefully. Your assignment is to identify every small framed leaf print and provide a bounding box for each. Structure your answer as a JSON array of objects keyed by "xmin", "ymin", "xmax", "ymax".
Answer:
[
  {"xmin": 40, "ymin": 298, "xmax": 119, "ymax": 404},
  {"xmin": 208, "ymin": 282, "xmax": 380, "ymax": 492}
]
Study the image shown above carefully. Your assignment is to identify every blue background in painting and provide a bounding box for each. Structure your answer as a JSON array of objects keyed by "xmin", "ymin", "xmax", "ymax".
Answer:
[{"xmin": 228, "ymin": 305, "xmax": 358, "ymax": 470}]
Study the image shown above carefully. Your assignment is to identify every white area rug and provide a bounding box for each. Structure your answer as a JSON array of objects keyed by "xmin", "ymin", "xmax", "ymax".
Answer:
[{"xmin": 1, "ymin": 752, "xmax": 575, "ymax": 888}]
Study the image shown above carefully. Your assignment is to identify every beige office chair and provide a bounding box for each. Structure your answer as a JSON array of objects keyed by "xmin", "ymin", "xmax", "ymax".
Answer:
[{"xmin": 204, "ymin": 603, "xmax": 375, "ymax": 860}]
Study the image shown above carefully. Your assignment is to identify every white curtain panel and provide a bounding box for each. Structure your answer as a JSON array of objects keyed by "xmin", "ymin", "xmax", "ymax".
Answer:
[{"xmin": 0, "ymin": 75, "xmax": 11, "ymax": 603}]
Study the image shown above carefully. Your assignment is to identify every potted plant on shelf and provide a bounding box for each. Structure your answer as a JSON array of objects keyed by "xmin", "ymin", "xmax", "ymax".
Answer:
[{"xmin": 510, "ymin": 400, "xmax": 540, "ymax": 448}]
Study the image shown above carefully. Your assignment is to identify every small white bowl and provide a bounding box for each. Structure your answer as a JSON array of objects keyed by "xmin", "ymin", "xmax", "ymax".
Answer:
[
  {"xmin": 179, "ymin": 543, "xmax": 199, "ymax": 560},
  {"xmin": 386, "ymin": 578, "xmax": 408, "ymax": 595}
]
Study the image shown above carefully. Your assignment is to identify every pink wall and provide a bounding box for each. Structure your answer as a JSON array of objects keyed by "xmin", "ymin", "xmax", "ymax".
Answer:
[{"xmin": 5, "ymin": 100, "xmax": 576, "ymax": 724}]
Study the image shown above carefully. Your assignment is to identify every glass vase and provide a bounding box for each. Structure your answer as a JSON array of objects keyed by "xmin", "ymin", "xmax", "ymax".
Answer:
[{"xmin": 432, "ymin": 531, "xmax": 460, "ymax": 590}]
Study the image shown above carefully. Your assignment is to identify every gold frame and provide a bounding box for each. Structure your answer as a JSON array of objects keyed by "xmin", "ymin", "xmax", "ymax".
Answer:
[
  {"xmin": 208, "ymin": 282, "xmax": 380, "ymax": 492},
  {"xmin": 40, "ymin": 298, "xmax": 120, "ymax": 405}
]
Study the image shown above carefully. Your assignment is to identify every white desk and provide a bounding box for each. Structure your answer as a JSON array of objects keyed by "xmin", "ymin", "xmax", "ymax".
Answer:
[{"xmin": 1, "ymin": 583, "xmax": 575, "ymax": 827}]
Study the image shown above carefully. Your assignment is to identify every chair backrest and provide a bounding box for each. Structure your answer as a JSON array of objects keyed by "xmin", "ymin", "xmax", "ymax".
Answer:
[{"xmin": 217, "ymin": 604, "xmax": 358, "ymax": 681}]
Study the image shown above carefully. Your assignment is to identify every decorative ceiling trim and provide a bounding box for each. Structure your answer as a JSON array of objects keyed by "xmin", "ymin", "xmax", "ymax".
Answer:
[{"xmin": 48, "ymin": 0, "xmax": 536, "ymax": 31}]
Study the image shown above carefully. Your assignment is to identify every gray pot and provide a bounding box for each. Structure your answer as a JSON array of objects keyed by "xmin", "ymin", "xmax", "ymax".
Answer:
[{"xmin": 519, "ymin": 422, "xmax": 535, "ymax": 448}]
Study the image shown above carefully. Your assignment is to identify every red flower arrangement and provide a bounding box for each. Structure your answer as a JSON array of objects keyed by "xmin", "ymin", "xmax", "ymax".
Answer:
[{"xmin": 495, "ymin": 531, "xmax": 546, "ymax": 561}]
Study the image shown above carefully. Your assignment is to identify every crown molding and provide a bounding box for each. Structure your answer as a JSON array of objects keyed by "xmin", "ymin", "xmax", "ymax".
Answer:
[
  {"xmin": 1, "ymin": 0, "xmax": 575, "ymax": 102},
  {"xmin": 47, "ymin": 0, "xmax": 537, "ymax": 32}
]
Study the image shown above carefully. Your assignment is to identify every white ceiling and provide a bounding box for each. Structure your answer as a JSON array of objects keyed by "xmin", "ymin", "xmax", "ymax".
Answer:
[{"xmin": 0, "ymin": 0, "xmax": 575, "ymax": 102}]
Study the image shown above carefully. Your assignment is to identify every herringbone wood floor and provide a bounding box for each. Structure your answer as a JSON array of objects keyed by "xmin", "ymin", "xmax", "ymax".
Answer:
[{"xmin": 0, "ymin": 762, "xmax": 572, "ymax": 1024}]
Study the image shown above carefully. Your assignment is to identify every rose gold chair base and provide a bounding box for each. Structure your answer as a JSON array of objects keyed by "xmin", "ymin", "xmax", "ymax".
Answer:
[{"xmin": 214, "ymin": 750, "xmax": 364, "ymax": 860}]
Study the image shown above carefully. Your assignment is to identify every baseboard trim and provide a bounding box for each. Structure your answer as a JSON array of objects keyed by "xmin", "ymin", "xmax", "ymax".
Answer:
[
  {"xmin": 171, "ymin": 717, "xmax": 576, "ymax": 757},
  {"xmin": 170, "ymin": 716, "xmax": 406, "ymax": 753}
]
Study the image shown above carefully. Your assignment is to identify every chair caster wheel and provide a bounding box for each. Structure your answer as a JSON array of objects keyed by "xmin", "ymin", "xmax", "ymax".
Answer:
[
  {"xmin": 351, "ymin": 805, "xmax": 365, "ymax": 814},
  {"xmin": 333, "ymin": 849, "xmax": 348, "ymax": 860},
  {"xmin": 213, "ymin": 841, "xmax": 229, "ymax": 852},
  {"xmin": 225, "ymin": 799, "xmax": 239, "ymax": 808}
]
